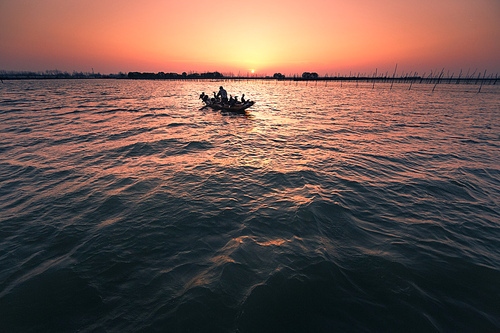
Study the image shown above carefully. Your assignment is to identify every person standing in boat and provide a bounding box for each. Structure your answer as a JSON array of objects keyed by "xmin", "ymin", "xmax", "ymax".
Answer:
[{"xmin": 217, "ymin": 86, "xmax": 228, "ymax": 104}]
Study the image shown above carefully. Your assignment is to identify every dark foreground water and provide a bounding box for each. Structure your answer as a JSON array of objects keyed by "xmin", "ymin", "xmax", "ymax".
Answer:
[{"xmin": 0, "ymin": 79, "xmax": 499, "ymax": 332}]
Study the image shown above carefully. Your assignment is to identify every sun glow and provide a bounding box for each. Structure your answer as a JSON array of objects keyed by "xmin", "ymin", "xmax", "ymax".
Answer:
[{"xmin": 1, "ymin": 0, "xmax": 499, "ymax": 74}]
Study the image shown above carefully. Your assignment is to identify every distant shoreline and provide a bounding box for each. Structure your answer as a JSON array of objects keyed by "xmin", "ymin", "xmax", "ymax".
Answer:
[
  {"xmin": 1, "ymin": 77, "xmax": 497, "ymax": 85},
  {"xmin": 1, "ymin": 70, "xmax": 497, "ymax": 85}
]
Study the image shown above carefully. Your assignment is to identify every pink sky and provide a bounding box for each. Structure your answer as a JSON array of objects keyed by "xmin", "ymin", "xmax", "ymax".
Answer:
[{"xmin": 1, "ymin": 0, "xmax": 499, "ymax": 76}]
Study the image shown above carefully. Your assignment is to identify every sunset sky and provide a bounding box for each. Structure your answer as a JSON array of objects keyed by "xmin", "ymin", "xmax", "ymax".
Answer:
[{"xmin": 1, "ymin": 0, "xmax": 499, "ymax": 76}]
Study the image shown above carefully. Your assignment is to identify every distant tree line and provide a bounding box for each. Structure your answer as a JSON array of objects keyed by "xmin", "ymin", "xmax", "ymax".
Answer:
[
  {"xmin": 301, "ymin": 72, "xmax": 319, "ymax": 79},
  {"xmin": 127, "ymin": 71, "xmax": 224, "ymax": 79},
  {"xmin": 0, "ymin": 70, "xmax": 126, "ymax": 80},
  {"xmin": 272, "ymin": 72, "xmax": 319, "ymax": 80}
]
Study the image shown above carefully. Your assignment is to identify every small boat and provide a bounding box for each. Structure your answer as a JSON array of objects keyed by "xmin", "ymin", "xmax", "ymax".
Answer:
[
  {"xmin": 199, "ymin": 92, "xmax": 254, "ymax": 113},
  {"xmin": 203, "ymin": 100, "xmax": 255, "ymax": 112}
]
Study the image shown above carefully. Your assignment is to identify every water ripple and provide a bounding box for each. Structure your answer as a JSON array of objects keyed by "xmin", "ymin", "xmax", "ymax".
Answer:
[{"xmin": 0, "ymin": 80, "xmax": 499, "ymax": 332}]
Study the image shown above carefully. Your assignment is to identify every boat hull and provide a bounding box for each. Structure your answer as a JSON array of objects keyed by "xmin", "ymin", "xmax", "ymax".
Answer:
[{"xmin": 204, "ymin": 101, "xmax": 254, "ymax": 113}]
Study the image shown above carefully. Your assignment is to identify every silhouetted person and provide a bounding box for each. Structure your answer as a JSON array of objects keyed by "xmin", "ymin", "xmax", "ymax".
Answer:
[
  {"xmin": 199, "ymin": 92, "xmax": 210, "ymax": 103},
  {"xmin": 217, "ymin": 86, "xmax": 228, "ymax": 103},
  {"xmin": 213, "ymin": 91, "xmax": 220, "ymax": 103}
]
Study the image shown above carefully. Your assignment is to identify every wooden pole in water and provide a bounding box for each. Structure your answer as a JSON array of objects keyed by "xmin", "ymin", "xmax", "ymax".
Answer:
[
  {"xmin": 432, "ymin": 69, "xmax": 444, "ymax": 92},
  {"xmin": 438, "ymin": 68, "xmax": 444, "ymax": 84},
  {"xmin": 470, "ymin": 69, "xmax": 477, "ymax": 84},
  {"xmin": 390, "ymin": 64, "xmax": 397, "ymax": 90},
  {"xmin": 478, "ymin": 70, "xmax": 486, "ymax": 93}
]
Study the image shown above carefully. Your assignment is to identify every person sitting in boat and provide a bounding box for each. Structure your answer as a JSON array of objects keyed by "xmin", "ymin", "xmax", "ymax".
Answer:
[
  {"xmin": 199, "ymin": 92, "xmax": 210, "ymax": 104},
  {"xmin": 241, "ymin": 94, "xmax": 246, "ymax": 103},
  {"xmin": 217, "ymin": 86, "xmax": 228, "ymax": 103},
  {"xmin": 211, "ymin": 92, "xmax": 218, "ymax": 103}
]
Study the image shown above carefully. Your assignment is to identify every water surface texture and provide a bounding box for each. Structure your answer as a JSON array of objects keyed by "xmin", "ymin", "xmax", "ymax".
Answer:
[{"xmin": 1, "ymin": 80, "xmax": 499, "ymax": 332}]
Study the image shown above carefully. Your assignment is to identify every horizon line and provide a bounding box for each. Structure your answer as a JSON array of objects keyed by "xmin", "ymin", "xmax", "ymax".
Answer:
[{"xmin": 2, "ymin": 69, "xmax": 499, "ymax": 80}]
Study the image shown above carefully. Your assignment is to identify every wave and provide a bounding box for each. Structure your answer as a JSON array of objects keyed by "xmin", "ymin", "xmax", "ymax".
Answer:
[{"xmin": 1, "ymin": 79, "xmax": 499, "ymax": 332}]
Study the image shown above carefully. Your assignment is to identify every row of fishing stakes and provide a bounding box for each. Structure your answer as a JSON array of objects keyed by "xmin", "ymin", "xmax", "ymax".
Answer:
[
  {"xmin": 155, "ymin": 68, "xmax": 497, "ymax": 93},
  {"xmin": 281, "ymin": 67, "xmax": 496, "ymax": 93}
]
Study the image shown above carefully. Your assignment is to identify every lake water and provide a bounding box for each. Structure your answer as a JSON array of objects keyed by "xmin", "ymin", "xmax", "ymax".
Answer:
[{"xmin": 1, "ymin": 79, "xmax": 499, "ymax": 332}]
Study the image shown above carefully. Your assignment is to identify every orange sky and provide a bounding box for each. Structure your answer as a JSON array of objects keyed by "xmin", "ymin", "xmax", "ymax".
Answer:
[{"xmin": 1, "ymin": 0, "xmax": 499, "ymax": 75}]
